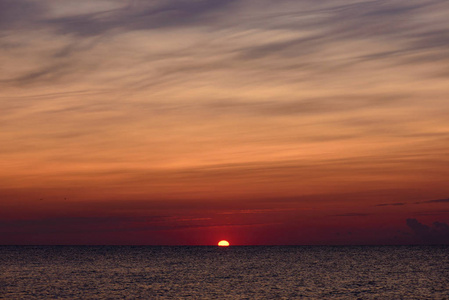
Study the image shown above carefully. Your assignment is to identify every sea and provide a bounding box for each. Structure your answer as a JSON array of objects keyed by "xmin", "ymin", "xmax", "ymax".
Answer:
[{"xmin": 1, "ymin": 246, "xmax": 448, "ymax": 299}]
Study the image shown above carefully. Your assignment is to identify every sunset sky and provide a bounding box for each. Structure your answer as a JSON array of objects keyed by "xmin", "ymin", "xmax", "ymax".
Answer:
[{"xmin": 1, "ymin": 0, "xmax": 449, "ymax": 245}]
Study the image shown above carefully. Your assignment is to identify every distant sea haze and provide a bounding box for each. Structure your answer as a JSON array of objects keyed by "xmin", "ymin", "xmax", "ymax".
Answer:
[{"xmin": 1, "ymin": 246, "xmax": 448, "ymax": 299}]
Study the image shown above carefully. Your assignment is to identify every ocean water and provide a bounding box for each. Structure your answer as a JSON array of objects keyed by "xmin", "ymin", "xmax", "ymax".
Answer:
[{"xmin": 1, "ymin": 246, "xmax": 448, "ymax": 299}]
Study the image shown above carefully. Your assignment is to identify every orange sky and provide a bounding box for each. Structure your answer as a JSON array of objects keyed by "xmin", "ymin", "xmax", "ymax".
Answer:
[{"xmin": 1, "ymin": 0, "xmax": 449, "ymax": 245}]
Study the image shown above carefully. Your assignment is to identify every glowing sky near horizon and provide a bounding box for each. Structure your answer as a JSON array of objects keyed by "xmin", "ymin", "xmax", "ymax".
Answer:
[{"xmin": 1, "ymin": 0, "xmax": 449, "ymax": 245}]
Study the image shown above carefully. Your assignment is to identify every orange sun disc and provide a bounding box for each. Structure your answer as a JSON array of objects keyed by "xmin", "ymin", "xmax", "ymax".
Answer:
[{"xmin": 218, "ymin": 240, "xmax": 230, "ymax": 247}]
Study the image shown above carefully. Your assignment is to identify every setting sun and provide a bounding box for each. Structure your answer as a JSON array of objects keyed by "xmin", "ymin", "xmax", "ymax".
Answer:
[{"xmin": 218, "ymin": 240, "xmax": 230, "ymax": 247}]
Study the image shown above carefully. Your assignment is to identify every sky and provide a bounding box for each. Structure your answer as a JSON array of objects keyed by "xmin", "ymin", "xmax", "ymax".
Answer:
[{"xmin": 1, "ymin": 0, "xmax": 449, "ymax": 245}]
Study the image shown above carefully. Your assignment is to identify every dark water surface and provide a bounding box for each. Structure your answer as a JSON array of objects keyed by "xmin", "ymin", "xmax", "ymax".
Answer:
[{"xmin": 1, "ymin": 246, "xmax": 448, "ymax": 299}]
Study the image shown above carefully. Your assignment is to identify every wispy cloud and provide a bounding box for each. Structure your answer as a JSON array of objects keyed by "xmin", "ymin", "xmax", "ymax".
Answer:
[
  {"xmin": 377, "ymin": 197, "xmax": 449, "ymax": 207},
  {"xmin": 419, "ymin": 198, "xmax": 449, "ymax": 204}
]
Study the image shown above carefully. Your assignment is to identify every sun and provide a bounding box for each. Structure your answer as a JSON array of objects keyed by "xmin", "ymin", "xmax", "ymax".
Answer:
[{"xmin": 218, "ymin": 240, "xmax": 230, "ymax": 247}]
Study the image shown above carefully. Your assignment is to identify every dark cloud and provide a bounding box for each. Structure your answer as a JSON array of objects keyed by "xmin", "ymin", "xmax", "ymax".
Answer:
[
  {"xmin": 377, "ymin": 197, "xmax": 449, "ymax": 207},
  {"xmin": 421, "ymin": 198, "xmax": 449, "ymax": 204},
  {"xmin": 406, "ymin": 218, "xmax": 449, "ymax": 244},
  {"xmin": 412, "ymin": 198, "xmax": 449, "ymax": 205},
  {"xmin": 406, "ymin": 218, "xmax": 430, "ymax": 235}
]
